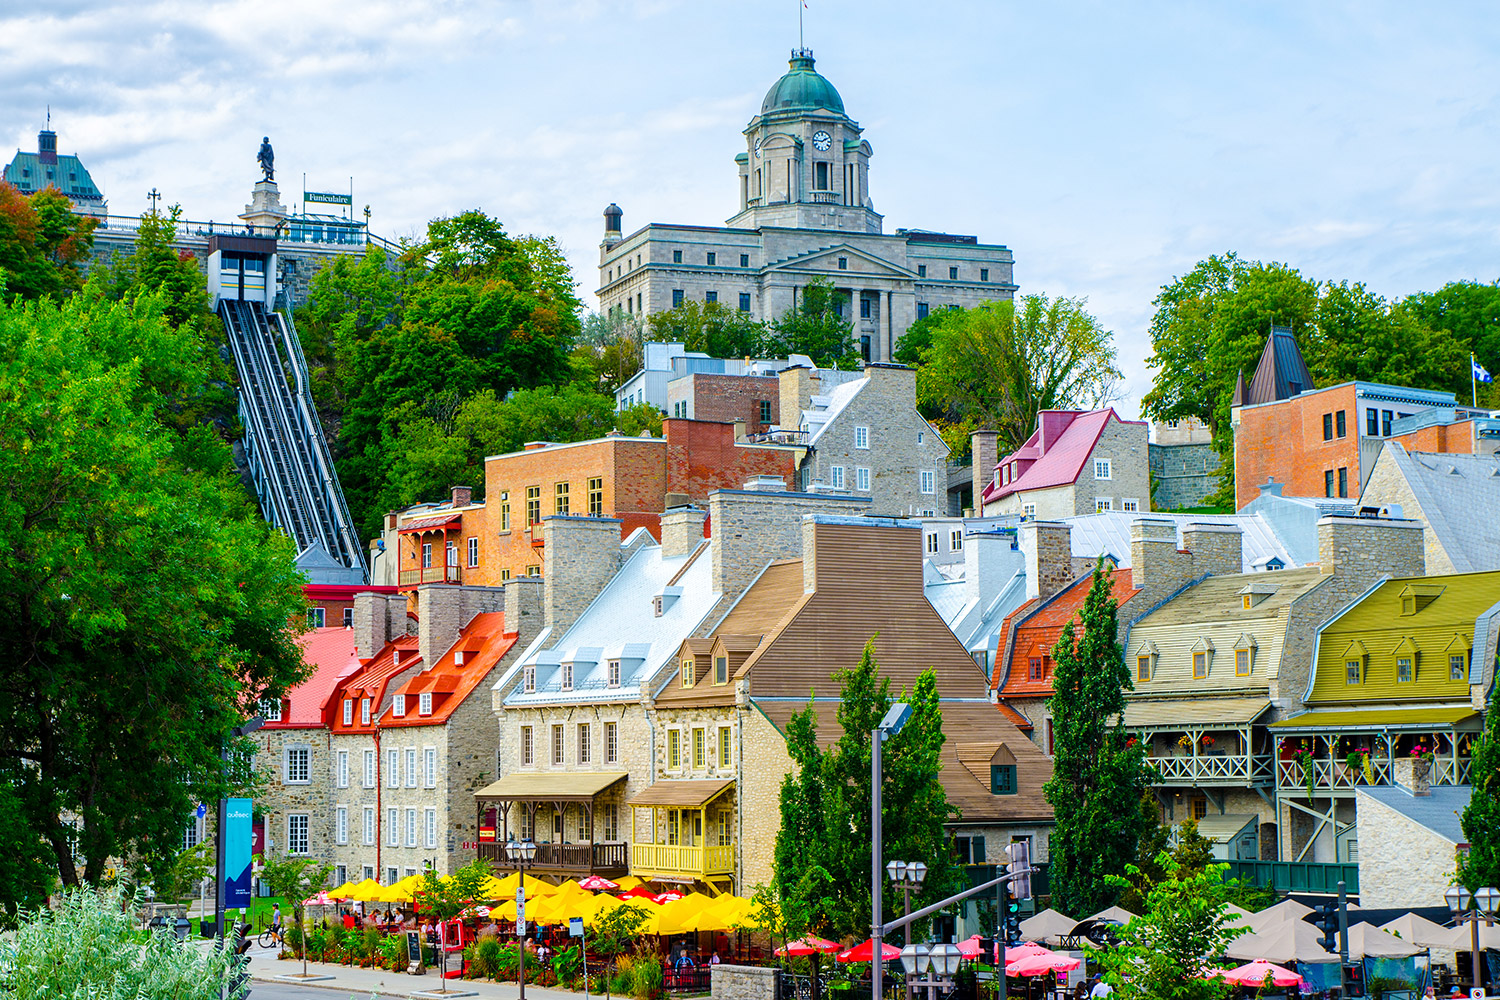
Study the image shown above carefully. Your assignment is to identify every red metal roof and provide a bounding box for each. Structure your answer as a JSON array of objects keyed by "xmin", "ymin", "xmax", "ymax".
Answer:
[
  {"xmin": 982, "ymin": 409, "xmax": 1139, "ymax": 505},
  {"xmin": 398, "ymin": 513, "xmax": 462, "ymax": 533},
  {"xmin": 276, "ymin": 628, "xmax": 361, "ymax": 727},
  {"xmin": 384, "ymin": 612, "xmax": 516, "ymax": 727},
  {"xmin": 995, "ymin": 570, "xmax": 1138, "ymax": 698},
  {"xmin": 327, "ymin": 635, "xmax": 421, "ymax": 733}
]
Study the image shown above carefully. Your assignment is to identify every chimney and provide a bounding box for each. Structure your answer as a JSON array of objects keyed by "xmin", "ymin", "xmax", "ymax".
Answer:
[
  {"xmin": 801, "ymin": 514, "xmax": 915, "ymax": 595},
  {"xmin": 415, "ymin": 583, "xmax": 505, "ymax": 670},
  {"xmin": 449, "ymin": 485, "xmax": 473, "ymax": 508},
  {"xmin": 660, "ymin": 506, "xmax": 708, "ymax": 558},
  {"xmin": 353, "ymin": 590, "xmax": 406, "ymax": 660},
  {"xmin": 543, "ymin": 515, "xmax": 623, "ymax": 633},
  {"xmin": 1317, "ymin": 515, "xmax": 1425, "ymax": 582},
  {"xmin": 708, "ymin": 488, "xmax": 869, "ymax": 602},
  {"xmin": 778, "ymin": 366, "xmax": 817, "ymax": 429},
  {"xmin": 504, "ymin": 576, "xmax": 545, "ymax": 645},
  {"xmin": 1181, "ymin": 522, "xmax": 1243, "ymax": 577},
  {"xmin": 965, "ymin": 526, "xmax": 1026, "ymax": 605},
  {"xmin": 1019, "ymin": 521, "xmax": 1073, "ymax": 601},
  {"xmin": 1130, "ymin": 518, "xmax": 1195, "ymax": 604},
  {"xmin": 971, "ymin": 430, "xmax": 1000, "ymax": 513},
  {"xmin": 38, "ymin": 129, "xmax": 57, "ymax": 166},
  {"xmin": 742, "ymin": 475, "xmax": 786, "ymax": 492}
]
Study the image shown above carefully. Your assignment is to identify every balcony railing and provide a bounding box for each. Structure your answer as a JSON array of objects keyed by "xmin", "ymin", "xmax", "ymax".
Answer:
[
  {"xmin": 1224, "ymin": 860, "xmax": 1359, "ymax": 895},
  {"xmin": 1146, "ymin": 752, "xmax": 1274, "ymax": 785},
  {"xmin": 809, "ymin": 191, "xmax": 841, "ymax": 204},
  {"xmin": 1275, "ymin": 754, "xmax": 1470, "ymax": 794},
  {"xmin": 477, "ymin": 841, "xmax": 628, "ymax": 875},
  {"xmin": 399, "ymin": 565, "xmax": 462, "ymax": 586},
  {"xmin": 744, "ymin": 429, "xmax": 808, "ymax": 446},
  {"xmin": 631, "ymin": 842, "xmax": 735, "ymax": 877}
]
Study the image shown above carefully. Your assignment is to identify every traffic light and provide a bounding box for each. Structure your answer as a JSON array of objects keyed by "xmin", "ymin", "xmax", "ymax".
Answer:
[
  {"xmin": 1343, "ymin": 961, "xmax": 1365, "ymax": 998},
  {"xmin": 1004, "ymin": 841, "xmax": 1032, "ymax": 900},
  {"xmin": 1313, "ymin": 901, "xmax": 1339, "ymax": 953},
  {"xmin": 1005, "ymin": 900, "xmax": 1022, "ymax": 946},
  {"xmin": 977, "ymin": 937, "xmax": 995, "ymax": 967}
]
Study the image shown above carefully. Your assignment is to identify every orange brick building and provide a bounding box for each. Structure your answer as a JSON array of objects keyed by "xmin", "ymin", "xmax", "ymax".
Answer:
[{"xmin": 665, "ymin": 373, "xmax": 780, "ymax": 432}]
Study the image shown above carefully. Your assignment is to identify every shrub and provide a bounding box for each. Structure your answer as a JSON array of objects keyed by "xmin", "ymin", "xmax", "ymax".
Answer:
[
  {"xmin": 473, "ymin": 937, "xmax": 502, "ymax": 979},
  {"xmin": 378, "ymin": 933, "xmax": 406, "ymax": 970},
  {"xmin": 632, "ymin": 955, "xmax": 664, "ymax": 1000}
]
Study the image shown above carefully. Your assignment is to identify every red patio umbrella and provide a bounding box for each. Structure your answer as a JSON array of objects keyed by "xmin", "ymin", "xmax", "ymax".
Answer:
[
  {"xmin": 956, "ymin": 936, "xmax": 984, "ymax": 958},
  {"xmin": 652, "ymin": 890, "xmax": 685, "ymax": 904},
  {"xmin": 837, "ymin": 938, "xmax": 902, "ymax": 963},
  {"xmin": 577, "ymin": 876, "xmax": 620, "ymax": 892},
  {"xmin": 619, "ymin": 886, "xmax": 657, "ymax": 901},
  {"xmin": 776, "ymin": 935, "xmax": 841, "ymax": 957},
  {"xmin": 1220, "ymin": 960, "xmax": 1302, "ymax": 988},
  {"xmin": 1006, "ymin": 951, "xmax": 1081, "ymax": 977}
]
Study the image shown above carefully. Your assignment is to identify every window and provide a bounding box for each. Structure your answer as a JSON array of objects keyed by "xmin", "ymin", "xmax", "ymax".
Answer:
[
  {"xmin": 830, "ymin": 465, "xmax": 845, "ymax": 489},
  {"xmin": 1451, "ymin": 654, "xmax": 1467, "ymax": 681},
  {"xmin": 364, "ymin": 806, "xmax": 376, "ymax": 845},
  {"xmin": 981, "ymin": 268, "xmax": 989, "ymax": 281},
  {"xmin": 692, "ymin": 728, "xmax": 706, "ymax": 769},
  {"xmin": 1121, "ymin": 498, "xmax": 1140, "ymax": 513},
  {"xmin": 1367, "ymin": 409, "xmax": 1379, "ymax": 436},
  {"xmin": 856, "ymin": 467, "xmax": 870, "ymax": 492},
  {"xmin": 667, "ymin": 729, "xmax": 681, "ymax": 770},
  {"xmin": 602, "ymin": 803, "xmax": 619, "ymax": 841},
  {"xmin": 579, "ymin": 476, "xmax": 602, "ymax": 517},
  {"xmin": 1325, "ymin": 470, "xmax": 1335, "ymax": 497},
  {"xmin": 425, "ymin": 808, "xmax": 437, "ymax": 849},
  {"xmin": 393, "ymin": 694, "xmax": 406, "ymax": 717},
  {"xmin": 1382, "ymin": 409, "xmax": 1393, "ymax": 436},
  {"xmin": 718, "ymin": 727, "xmax": 732, "ymax": 768},
  {"xmin": 336, "ymin": 751, "xmax": 349, "ymax": 788},
  {"xmin": 854, "ymin": 426, "xmax": 869, "ymax": 449},
  {"xmin": 1323, "ymin": 413, "xmax": 1334, "ymax": 441},
  {"xmin": 500, "ymin": 568, "xmax": 512, "ymax": 581},
  {"xmin": 422, "ymin": 543, "xmax": 432, "ymax": 569},
  {"xmin": 758, "ymin": 399, "xmax": 772, "ymax": 424},
  {"xmin": 705, "ymin": 290, "xmax": 717, "ymax": 304},
  {"xmin": 1235, "ymin": 649, "xmax": 1251, "ymax": 676},
  {"xmin": 523, "ymin": 664, "xmax": 535, "ymax": 693},
  {"xmin": 926, "ymin": 532, "xmax": 939, "ymax": 554},
  {"xmin": 526, "ymin": 486, "xmax": 541, "ymax": 525},
  {"xmin": 1337, "ymin": 410, "xmax": 1347, "ymax": 437},
  {"xmin": 526, "ymin": 564, "xmax": 539, "ymax": 578},
  {"xmin": 424, "ymin": 748, "xmax": 436, "ymax": 787},
  {"xmin": 468, "ymin": 536, "xmax": 478, "ymax": 567},
  {"xmin": 949, "ymin": 266, "xmax": 959, "ymax": 280},
  {"xmin": 1338, "ymin": 467, "xmax": 1348, "ymax": 498},
  {"xmin": 1029, "ymin": 657, "xmax": 1043, "ymax": 681},
  {"xmin": 715, "ymin": 656, "xmax": 728, "ymax": 685},
  {"xmin": 554, "ymin": 481, "xmax": 570, "ymax": 515},
  {"xmin": 446, "ymin": 539, "xmax": 457, "ymax": 569},
  {"xmin": 990, "ymin": 765, "xmax": 1017, "ymax": 795},
  {"xmin": 673, "ymin": 249, "xmax": 682, "ymax": 263},
  {"xmin": 739, "ymin": 292, "xmax": 752, "ymax": 312},
  {"xmin": 363, "ymin": 750, "xmax": 376, "ymax": 788},
  {"xmin": 308, "ymin": 607, "xmax": 326, "ymax": 628},
  {"xmin": 387, "ymin": 748, "xmax": 399, "ymax": 787},
  {"xmin": 499, "ymin": 491, "xmax": 510, "ymax": 531},
  {"xmin": 521, "ymin": 726, "xmax": 534, "ymax": 766},
  {"xmin": 405, "ymin": 748, "xmax": 417, "ymax": 787},
  {"xmin": 917, "ymin": 302, "xmax": 929, "ymax": 319},
  {"xmin": 406, "ymin": 809, "xmax": 418, "ymax": 848},
  {"xmin": 342, "ymin": 607, "xmax": 353, "ymax": 627},
  {"xmin": 1137, "ymin": 656, "xmax": 1151, "ymax": 682},
  {"xmin": 607, "ymin": 659, "xmax": 621, "ymax": 688},
  {"xmin": 860, "ymin": 295, "xmax": 871, "ymax": 319},
  {"xmin": 1022, "ymin": 503, "xmax": 1036, "ymax": 518},
  {"xmin": 605, "ymin": 722, "xmax": 618, "ymax": 763},
  {"xmin": 707, "ymin": 251, "xmax": 717, "ymax": 266},
  {"xmin": 1397, "ymin": 657, "xmax": 1413, "ymax": 682},
  {"xmin": 285, "ymin": 746, "xmax": 310, "ymax": 784},
  {"xmin": 1192, "ymin": 652, "xmax": 1209, "ymax": 679},
  {"xmin": 1094, "ymin": 458, "xmax": 1112, "ymax": 480},
  {"xmin": 672, "ymin": 289, "xmax": 684, "ymax": 307},
  {"xmin": 258, "ymin": 697, "xmax": 282, "ymax": 722},
  {"xmin": 917, "ymin": 264, "xmax": 927, "ymax": 278},
  {"xmin": 740, "ymin": 253, "xmax": 750, "ymax": 267},
  {"xmin": 817, "ymin": 163, "xmax": 831, "ymax": 190},
  {"xmin": 336, "ymin": 806, "xmax": 348, "ymax": 845},
  {"xmin": 342, "ymin": 699, "xmax": 353, "ymax": 726},
  {"xmin": 552, "ymin": 725, "xmax": 565, "ymax": 765},
  {"xmin": 921, "ymin": 470, "xmax": 935, "ymax": 494},
  {"xmin": 360, "ymin": 698, "xmax": 371, "ymax": 726},
  {"xmin": 578, "ymin": 724, "xmax": 592, "ymax": 764},
  {"xmin": 287, "ymin": 814, "xmax": 309, "ymax": 855},
  {"xmin": 561, "ymin": 662, "xmax": 573, "ymax": 691},
  {"xmin": 1096, "ymin": 498, "xmax": 1112, "ymax": 513},
  {"xmin": 387, "ymin": 810, "xmax": 399, "ymax": 846}
]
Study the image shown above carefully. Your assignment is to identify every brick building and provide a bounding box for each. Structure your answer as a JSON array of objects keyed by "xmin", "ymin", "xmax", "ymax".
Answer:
[
  {"xmin": 665, "ymin": 372, "xmax": 780, "ymax": 432},
  {"xmin": 977, "ymin": 410, "xmax": 1149, "ymax": 518}
]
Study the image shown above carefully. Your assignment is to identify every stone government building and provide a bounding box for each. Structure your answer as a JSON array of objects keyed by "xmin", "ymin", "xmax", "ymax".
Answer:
[{"xmin": 598, "ymin": 50, "xmax": 1018, "ymax": 363}]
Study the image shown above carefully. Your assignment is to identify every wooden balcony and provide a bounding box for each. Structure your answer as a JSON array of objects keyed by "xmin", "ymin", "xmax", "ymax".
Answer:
[
  {"xmin": 631, "ymin": 842, "xmax": 735, "ymax": 879},
  {"xmin": 1275, "ymin": 753, "xmax": 1470, "ymax": 796},
  {"xmin": 399, "ymin": 565, "xmax": 461, "ymax": 586},
  {"xmin": 478, "ymin": 841, "xmax": 628, "ymax": 877},
  {"xmin": 1146, "ymin": 752, "xmax": 1274, "ymax": 786}
]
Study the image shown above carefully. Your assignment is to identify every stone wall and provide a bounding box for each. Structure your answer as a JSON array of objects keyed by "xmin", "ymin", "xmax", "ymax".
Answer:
[
  {"xmin": 707, "ymin": 489, "xmax": 868, "ymax": 603},
  {"xmin": 1074, "ymin": 418, "xmax": 1150, "ymax": 515},
  {"xmin": 1020, "ymin": 521, "xmax": 1072, "ymax": 601},
  {"xmin": 1355, "ymin": 791, "xmax": 1458, "ymax": 908},
  {"xmin": 1181, "ymin": 523, "xmax": 1243, "ymax": 579},
  {"xmin": 1359, "ymin": 449, "xmax": 1454, "ymax": 574},
  {"xmin": 738, "ymin": 705, "xmax": 796, "ymax": 891},
  {"xmin": 1149, "ymin": 442, "xmax": 1221, "ymax": 510},
  {"xmin": 255, "ymin": 726, "xmax": 334, "ymax": 862},
  {"xmin": 712, "ymin": 962, "xmax": 779, "ymax": 1000},
  {"xmin": 543, "ymin": 516, "xmax": 624, "ymax": 632}
]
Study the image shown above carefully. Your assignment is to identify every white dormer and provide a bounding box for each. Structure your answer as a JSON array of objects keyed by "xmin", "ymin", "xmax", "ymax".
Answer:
[{"xmin": 654, "ymin": 586, "xmax": 683, "ymax": 617}]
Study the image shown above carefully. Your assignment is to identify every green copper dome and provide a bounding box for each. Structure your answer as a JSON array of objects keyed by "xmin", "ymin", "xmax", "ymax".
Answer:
[{"xmin": 760, "ymin": 51, "xmax": 845, "ymax": 115}]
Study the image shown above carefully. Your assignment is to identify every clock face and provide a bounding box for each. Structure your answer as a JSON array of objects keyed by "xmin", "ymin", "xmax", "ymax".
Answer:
[
  {"xmin": 753, "ymin": 137, "xmax": 763, "ymax": 158},
  {"xmin": 812, "ymin": 130, "xmax": 832, "ymax": 152}
]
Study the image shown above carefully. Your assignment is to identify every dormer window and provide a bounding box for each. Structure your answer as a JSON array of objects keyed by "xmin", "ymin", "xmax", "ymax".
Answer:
[
  {"xmin": 561, "ymin": 662, "xmax": 573, "ymax": 691},
  {"xmin": 681, "ymin": 659, "xmax": 694, "ymax": 688},
  {"xmin": 419, "ymin": 692, "xmax": 433, "ymax": 716},
  {"xmin": 1451, "ymin": 653, "xmax": 1468, "ymax": 681},
  {"xmin": 1134, "ymin": 641, "xmax": 1159, "ymax": 682},
  {"xmin": 1029, "ymin": 657, "xmax": 1043, "ymax": 681},
  {"xmin": 360, "ymin": 698, "xmax": 371, "ymax": 725},
  {"xmin": 1397, "ymin": 657, "xmax": 1413, "ymax": 682},
  {"xmin": 608, "ymin": 659, "xmax": 621, "ymax": 688},
  {"xmin": 1393, "ymin": 636, "xmax": 1420, "ymax": 681},
  {"xmin": 343, "ymin": 699, "xmax": 353, "ymax": 726},
  {"xmin": 523, "ymin": 664, "xmax": 536, "ymax": 693},
  {"xmin": 1399, "ymin": 583, "xmax": 1444, "ymax": 616},
  {"xmin": 1190, "ymin": 637, "xmax": 1215, "ymax": 680},
  {"xmin": 715, "ymin": 656, "xmax": 728, "ymax": 685},
  {"xmin": 1233, "ymin": 634, "xmax": 1257, "ymax": 677},
  {"xmin": 394, "ymin": 695, "xmax": 407, "ymax": 717},
  {"xmin": 989, "ymin": 745, "xmax": 1018, "ymax": 795},
  {"xmin": 1345, "ymin": 660, "xmax": 1361, "ymax": 685}
]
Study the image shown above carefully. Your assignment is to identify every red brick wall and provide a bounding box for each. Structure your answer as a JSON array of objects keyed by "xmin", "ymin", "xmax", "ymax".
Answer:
[
  {"xmin": 662, "ymin": 419, "xmax": 797, "ymax": 500},
  {"xmin": 1235, "ymin": 385, "xmax": 1360, "ymax": 508},
  {"xmin": 1390, "ymin": 421, "xmax": 1476, "ymax": 455},
  {"xmin": 681, "ymin": 374, "xmax": 779, "ymax": 431}
]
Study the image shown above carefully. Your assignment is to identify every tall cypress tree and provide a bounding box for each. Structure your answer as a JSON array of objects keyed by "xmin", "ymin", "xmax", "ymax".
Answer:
[
  {"xmin": 1458, "ymin": 664, "xmax": 1500, "ymax": 889},
  {"xmin": 1043, "ymin": 562, "xmax": 1153, "ymax": 915}
]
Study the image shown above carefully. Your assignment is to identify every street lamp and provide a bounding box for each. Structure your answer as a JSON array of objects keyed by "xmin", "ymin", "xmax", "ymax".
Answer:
[
  {"xmin": 1446, "ymin": 884, "xmax": 1498, "ymax": 990},
  {"xmin": 507, "ymin": 839, "xmax": 538, "ymax": 1000},
  {"xmin": 872, "ymin": 703, "xmax": 912, "ymax": 1000},
  {"xmin": 886, "ymin": 860, "xmax": 928, "ymax": 946}
]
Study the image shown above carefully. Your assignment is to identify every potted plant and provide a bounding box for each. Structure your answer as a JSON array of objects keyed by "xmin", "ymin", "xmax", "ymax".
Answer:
[{"xmin": 1279, "ymin": 738, "xmax": 1317, "ymax": 797}]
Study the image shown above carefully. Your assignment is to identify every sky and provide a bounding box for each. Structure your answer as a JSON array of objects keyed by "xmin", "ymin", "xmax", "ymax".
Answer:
[{"xmin": 5, "ymin": 0, "xmax": 1500, "ymax": 417}]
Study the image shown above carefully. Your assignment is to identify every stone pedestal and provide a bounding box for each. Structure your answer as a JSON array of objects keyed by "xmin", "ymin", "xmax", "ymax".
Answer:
[
  {"xmin": 240, "ymin": 180, "xmax": 287, "ymax": 236},
  {"xmin": 1394, "ymin": 756, "xmax": 1432, "ymax": 797}
]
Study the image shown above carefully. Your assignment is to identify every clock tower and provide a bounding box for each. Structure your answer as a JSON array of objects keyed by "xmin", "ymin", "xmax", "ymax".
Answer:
[{"xmin": 728, "ymin": 49, "xmax": 882, "ymax": 234}]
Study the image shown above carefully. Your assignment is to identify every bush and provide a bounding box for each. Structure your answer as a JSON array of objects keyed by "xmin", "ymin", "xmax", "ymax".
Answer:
[
  {"xmin": 610, "ymin": 955, "xmax": 637, "ymax": 995},
  {"xmin": 359, "ymin": 926, "xmax": 381, "ymax": 960},
  {"xmin": 377, "ymin": 933, "xmax": 406, "ymax": 969},
  {"xmin": 631, "ymin": 955, "xmax": 664, "ymax": 1000},
  {"xmin": 553, "ymin": 943, "xmax": 582, "ymax": 986},
  {"xmin": 473, "ymin": 937, "xmax": 502, "ymax": 979}
]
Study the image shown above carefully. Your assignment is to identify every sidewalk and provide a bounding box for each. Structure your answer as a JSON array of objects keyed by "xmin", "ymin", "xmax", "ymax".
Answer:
[{"xmin": 246, "ymin": 947, "xmax": 596, "ymax": 1000}]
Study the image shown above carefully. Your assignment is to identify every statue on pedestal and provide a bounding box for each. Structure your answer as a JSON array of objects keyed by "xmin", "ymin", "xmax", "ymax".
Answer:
[{"xmin": 257, "ymin": 137, "xmax": 275, "ymax": 182}]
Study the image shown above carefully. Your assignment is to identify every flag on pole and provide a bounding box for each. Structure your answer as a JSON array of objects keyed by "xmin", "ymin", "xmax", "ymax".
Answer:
[{"xmin": 1475, "ymin": 358, "xmax": 1493, "ymax": 384}]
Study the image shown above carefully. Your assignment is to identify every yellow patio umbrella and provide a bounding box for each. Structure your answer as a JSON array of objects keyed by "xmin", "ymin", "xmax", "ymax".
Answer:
[
  {"xmin": 327, "ymin": 880, "xmax": 359, "ymax": 900},
  {"xmin": 346, "ymin": 878, "xmax": 384, "ymax": 901},
  {"xmin": 614, "ymin": 876, "xmax": 645, "ymax": 891},
  {"xmin": 727, "ymin": 897, "xmax": 773, "ymax": 930},
  {"xmin": 681, "ymin": 895, "xmax": 745, "ymax": 932}
]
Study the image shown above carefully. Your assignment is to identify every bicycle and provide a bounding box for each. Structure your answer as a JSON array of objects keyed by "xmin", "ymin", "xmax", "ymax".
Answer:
[{"xmin": 257, "ymin": 926, "xmax": 284, "ymax": 949}]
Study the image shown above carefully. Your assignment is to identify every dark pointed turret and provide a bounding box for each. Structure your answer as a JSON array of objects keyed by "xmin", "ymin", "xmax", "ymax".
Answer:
[
  {"xmin": 1245, "ymin": 325, "xmax": 1314, "ymax": 405},
  {"xmin": 1231, "ymin": 369, "xmax": 1247, "ymax": 408}
]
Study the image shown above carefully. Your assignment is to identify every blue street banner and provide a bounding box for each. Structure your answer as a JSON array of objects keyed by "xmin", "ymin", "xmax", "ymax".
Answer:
[{"xmin": 224, "ymin": 798, "xmax": 253, "ymax": 908}]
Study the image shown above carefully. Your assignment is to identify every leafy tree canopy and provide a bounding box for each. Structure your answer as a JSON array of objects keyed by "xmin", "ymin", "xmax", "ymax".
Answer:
[
  {"xmin": 646, "ymin": 299, "xmax": 770, "ymax": 360},
  {"xmin": 1458, "ymin": 667, "xmax": 1500, "ymax": 890},
  {"xmin": 574, "ymin": 310, "xmax": 643, "ymax": 395},
  {"xmin": 0, "ymin": 183, "xmax": 97, "ymax": 302},
  {"xmin": 765, "ymin": 278, "xmax": 862, "ymax": 370}
]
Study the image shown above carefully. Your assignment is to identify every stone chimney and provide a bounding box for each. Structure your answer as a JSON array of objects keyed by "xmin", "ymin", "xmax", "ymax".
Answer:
[
  {"xmin": 504, "ymin": 577, "xmax": 545, "ymax": 646},
  {"xmin": 542, "ymin": 515, "xmax": 623, "ymax": 633},
  {"xmin": 778, "ymin": 366, "xmax": 817, "ymax": 429},
  {"xmin": 965, "ymin": 525, "xmax": 1026, "ymax": 605},
  {"xmin": 1317, "ymin": 515, "xmax": 1425, "ymax": 582},
  {"xmin": 971, "ymin": 430, "xmax": 1000, "ymax": 514},
  {"xmin": 450, "ymin": 485, "xmax": 473, "ymax": 508},
  {"xmin": 1182, "ymin": 523, "xmax": 1243, "ymax": 578},
  {"xmin": 415, "ymin": 584, "xmax": 506, "ymax": 670},
  {"xmin": 708, "ymin": 488, "xmax": 869, "ymax": 602},
  {"xmin": 660, "ymin": 506, "xmax": 708, "ymax": 558},
  {"xmin": 1130, "ymin": 518, "xmax": 1196, "ymax": 606},
  {"xmin": 1019, "ymin": 521, "xmax": 1073, "ymax": 601},
  {"xmin": 353, "ymin": 590, "xmax": 407, "ymax": 660}
]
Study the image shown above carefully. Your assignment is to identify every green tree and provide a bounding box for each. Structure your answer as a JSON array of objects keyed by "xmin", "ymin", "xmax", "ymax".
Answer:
[
  {"xmin": 574, "ymin": 310, "xmax": 643, "ymax": 394},
  {"xmin": 646, "ymin": 299, "xmax": 769, "ymax": 359},
  {"xmin": 256, "ymin": 852, "xmax": 334, "ymax": 975},
  {"xmin": 616, "ymin": 402, "xmax": 664, "ymax": 437},
  {"xmin": 1314, "ymin": 280, "xmax": 1468, "ymax": 397},
  {"xmin": 1043, "ymin": 562, "xmax": 1154, "ymax": 915},
  {"xmin": 415, "ymin": 859, "xmax": 491, "ymax": 985},
  {"xmin": 766, "ymin": 278, "xmax": 860, "ymax": 369},
  {"xmin": 0, "ymin": 780, "xmax": 53, "ymax": 928},
  {"xmin": 749, "ymin": 867, "xmax": 837, "ymax": 1000},
  {"xmin": 1098, "ymin": 856, "xmax": 1245, "ymax": 1000},
  {"xmin": 138, "ymin": 842, "xmax": 214, "ymax": 904},
  {"xmin": 914, "ymin": 295, "xmax": 1121, "ymax": 460},
  {"xmin": 0, "ymin": 290, "xmax": 308, "ymax": 889},
  {"xmin": 0, "ymin": 183, "xmax": 97, "ymax": 302},
  {"xmin": 774, "ymin": 640, "xmax": 960, "ymax": 941},
  {"xmin": 1458, "ymin": 670, "xmax": 1500, "ymax": 890}
]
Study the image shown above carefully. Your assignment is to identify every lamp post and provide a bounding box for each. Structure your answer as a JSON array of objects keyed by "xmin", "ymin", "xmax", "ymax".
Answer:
[
  {"xmin": 886, "ymin": 861, "xmax": 928, "ymax": 946},
  {"xmin": 214, "ymin": 716, "xmax": 263, "ymax": 949},
  {"xmin": 871, "ymin": 704, "xmax": 912, "ymax": 1000},
  {"xmin": 1446, "ymin": 884, "xmax": 1499, "ymax": 990},
  {"xmin": 507, "ymin": 838, "xmax": 538, "ymax": 1000}
]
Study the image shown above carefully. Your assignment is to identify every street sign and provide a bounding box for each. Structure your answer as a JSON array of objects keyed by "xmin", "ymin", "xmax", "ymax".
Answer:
[
  {"xmin": 516, "ymin": 886, "xmax": 526, "ymax": 930},
  {"xmin": 570, "ymin": 917, "xmax": 584, "ymax": 937},
  {"xmin": 304, "ymin": 191, "xmax": 353, "ymax": 205},
  {"xmin": 195, "ymin": 803, "xmax": 207, "ymax": 819}
]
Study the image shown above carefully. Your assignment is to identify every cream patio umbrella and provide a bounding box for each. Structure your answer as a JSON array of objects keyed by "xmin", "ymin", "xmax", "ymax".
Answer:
[
  {"xmin": 1224, "ymin": 918, "xmax": 1338, "ymax": 966},
  {"xmin": 1346, "ymin": 922, "xmax": 1421, "ymax": 960},
  {"xmin": 1380, "ymin": 913, "xmax": 1457, "ymax": 950},
  {"xmin": 1018, "ymin": 908, "xmax": 1077, "ymax": 945}
]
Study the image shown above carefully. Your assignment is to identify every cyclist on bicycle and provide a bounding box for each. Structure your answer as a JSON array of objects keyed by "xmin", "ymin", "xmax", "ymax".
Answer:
[{"xmin": 270, "ymin": 903, "xmax": 283, "ymax": 944}]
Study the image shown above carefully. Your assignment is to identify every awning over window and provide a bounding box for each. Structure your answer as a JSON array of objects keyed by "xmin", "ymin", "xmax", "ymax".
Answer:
[
  {"xmin": 473, "ymin": 771, "xmax": 628, "ymax": 803},
  {"xmin": 398, "ymin": 514, "xmax": 462, "ymax": 534},
  {"xmin": 1123, "ymin": 697, "xmax": 1271, "ymax": 729},
  {"xmin": 627, "ymin": 779, "xmax": 734, "ymax": 808},
  {"xmin": 1270, "ymin": 706, "xmax": 1479, "ymax": 731}
]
